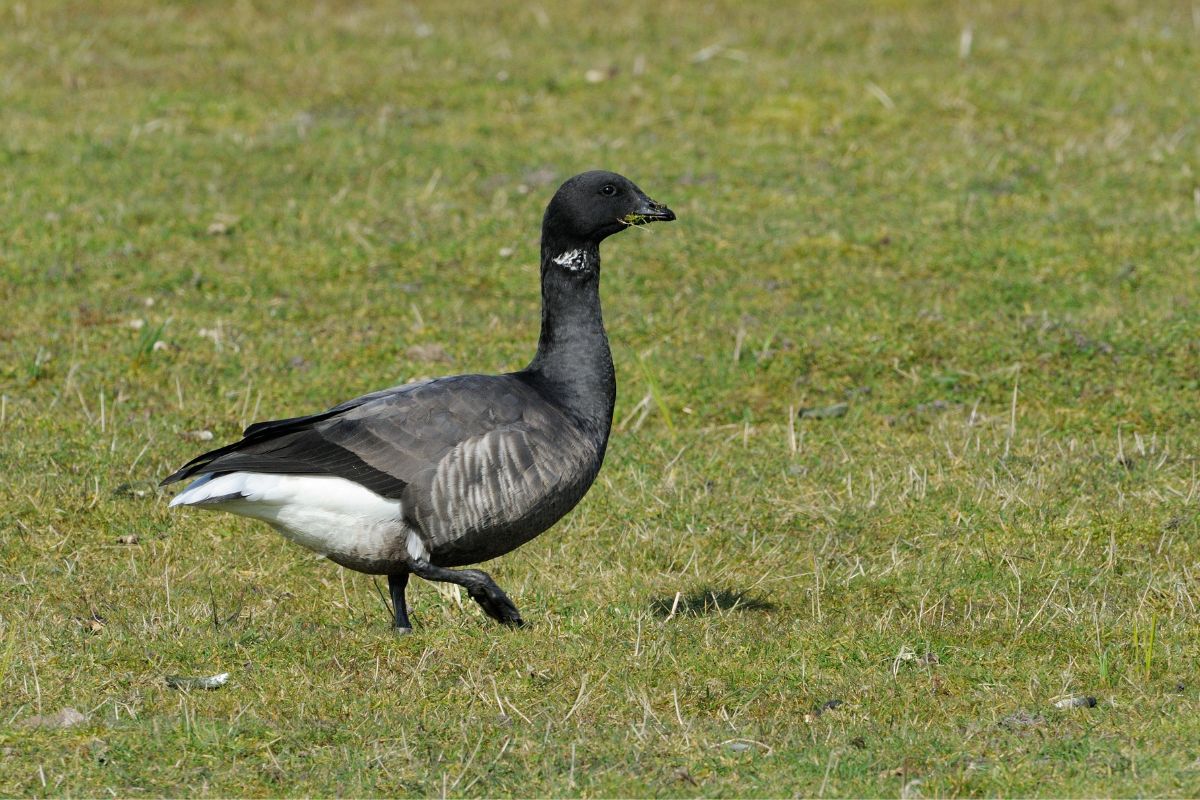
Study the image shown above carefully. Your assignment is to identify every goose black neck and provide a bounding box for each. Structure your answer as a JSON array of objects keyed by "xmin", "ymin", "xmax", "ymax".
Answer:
[{"xmin": 522, "ymin": 237, "xmax": 615, "ymax": 442}]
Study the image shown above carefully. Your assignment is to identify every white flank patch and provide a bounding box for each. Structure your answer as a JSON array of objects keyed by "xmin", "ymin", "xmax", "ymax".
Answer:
[
  {"xmin": 170, "ymin": 472, "xmax": 414, "ymax": 563},
  {"xmin": 552, "ymin": 249, "xmax": 589, "ymax": 272},
  {"xmin": 405, "ymin": 530, "xmax": 429, "ymax": 561}
]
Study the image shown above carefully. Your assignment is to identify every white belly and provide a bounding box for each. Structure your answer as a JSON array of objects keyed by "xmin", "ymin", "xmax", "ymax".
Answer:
[{"xmin": 170, "ymin": 472, "xmax": 429, "ymax": 564}]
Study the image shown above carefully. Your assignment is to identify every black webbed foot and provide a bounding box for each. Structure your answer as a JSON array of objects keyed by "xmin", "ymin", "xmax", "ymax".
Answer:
[
  {"xmin": 410, "ymin": 560, "xmax": 527, "ymax": 628},
  {"xmin": 465, "ymin": 577, "xmax": 525, "ymax": 627}
]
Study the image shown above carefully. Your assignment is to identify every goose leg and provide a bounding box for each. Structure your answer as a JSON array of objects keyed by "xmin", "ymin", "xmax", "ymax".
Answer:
[
  {"xmin": 409, "ymin": 559, "xmax": 525, "ymax": 627},
  {"xmin": 388, "ymin": 571, "xmax": 413, "ymax": 633}
]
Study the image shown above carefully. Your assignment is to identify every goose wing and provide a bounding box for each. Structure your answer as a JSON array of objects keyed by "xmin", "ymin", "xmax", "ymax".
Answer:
[
  {"xmin": 160, "ymin": 375, "xmax": 564, "ymax": 501},
  {"xmin": 403, "ymin": 412, "xmax": 601, "ymax": 560}
]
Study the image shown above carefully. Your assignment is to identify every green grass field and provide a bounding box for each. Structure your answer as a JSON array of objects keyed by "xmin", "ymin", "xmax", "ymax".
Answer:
[{"xmin": 3, "ymin": 0, "xmax": 1200, "ymax": 795}]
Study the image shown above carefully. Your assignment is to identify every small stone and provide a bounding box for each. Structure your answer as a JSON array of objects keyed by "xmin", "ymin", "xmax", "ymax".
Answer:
[
  {"xmin": 206, "ymin": 215, "xmax": 239, "ymax": 236},
  {"xmin": 799, "ymin": 402, "xmax": 848, "ymax": 420},
  {"xmin": 999, "ymin": 710, "xmax": 1044, "ymax": 729},
  {"xmin": 406, "ymin": 343, "xmax": 450, "ymax": 363},
  {"xmin": 22, "ymin": 708, "xmax": 88, "ymax": 729},
  {"xmin": 166, "ymin": 672, "xmax": 230, "ymax": 690}
]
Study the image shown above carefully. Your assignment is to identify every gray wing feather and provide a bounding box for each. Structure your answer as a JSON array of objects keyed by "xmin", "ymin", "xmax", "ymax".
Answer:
[
  {"xmin": 409, "ymin": 408, "xmax": 598, "ymax": 562},
  {"xmin": 163, "ymin": 375, "xmax": 558, "ymax": 502}
]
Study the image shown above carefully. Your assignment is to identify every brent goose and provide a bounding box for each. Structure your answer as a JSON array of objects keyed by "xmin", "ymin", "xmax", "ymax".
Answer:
[{"xmin": 162, "ymin": 171, "xmax": 676, "ymax": 632}]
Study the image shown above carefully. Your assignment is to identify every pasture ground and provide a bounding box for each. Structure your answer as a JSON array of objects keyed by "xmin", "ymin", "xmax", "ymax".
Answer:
[{"xmin": 2, "ymin": 1, "xmax": 1199, "ymax": 795}]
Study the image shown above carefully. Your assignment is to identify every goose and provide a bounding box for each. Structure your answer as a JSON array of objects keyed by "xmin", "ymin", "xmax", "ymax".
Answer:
[{"xmin": 161, "ymin": 170, "xmax": 676, "ymax": 633}]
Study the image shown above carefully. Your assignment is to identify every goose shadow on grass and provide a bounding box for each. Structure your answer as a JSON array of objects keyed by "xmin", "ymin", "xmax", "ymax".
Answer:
[{"xmin": 651, "ymin": 587, "xmax": 776, "ymax": 618}]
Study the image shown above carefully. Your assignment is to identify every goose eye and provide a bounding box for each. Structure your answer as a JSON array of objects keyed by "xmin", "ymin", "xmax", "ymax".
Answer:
[{"xmin": 600, "ymin": 184, "xmax": 616, "ymax": 196}]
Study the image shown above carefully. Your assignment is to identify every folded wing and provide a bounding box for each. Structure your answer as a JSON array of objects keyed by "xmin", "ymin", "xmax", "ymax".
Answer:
[{"xmin": 160, "ymin": 375, "xmax": 582, "ymax": 507}]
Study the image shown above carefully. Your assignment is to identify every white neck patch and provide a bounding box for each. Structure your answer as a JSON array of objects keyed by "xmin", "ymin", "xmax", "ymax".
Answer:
[{"xmin": 552, "ymin": 249, "xmax": 592, "ymax": 272}]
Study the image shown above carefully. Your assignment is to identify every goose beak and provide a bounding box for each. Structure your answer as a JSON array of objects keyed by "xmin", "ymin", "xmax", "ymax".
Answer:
[{"xmin": 623, "ymin": 197, "xmax": 676, "ymax": 225}]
